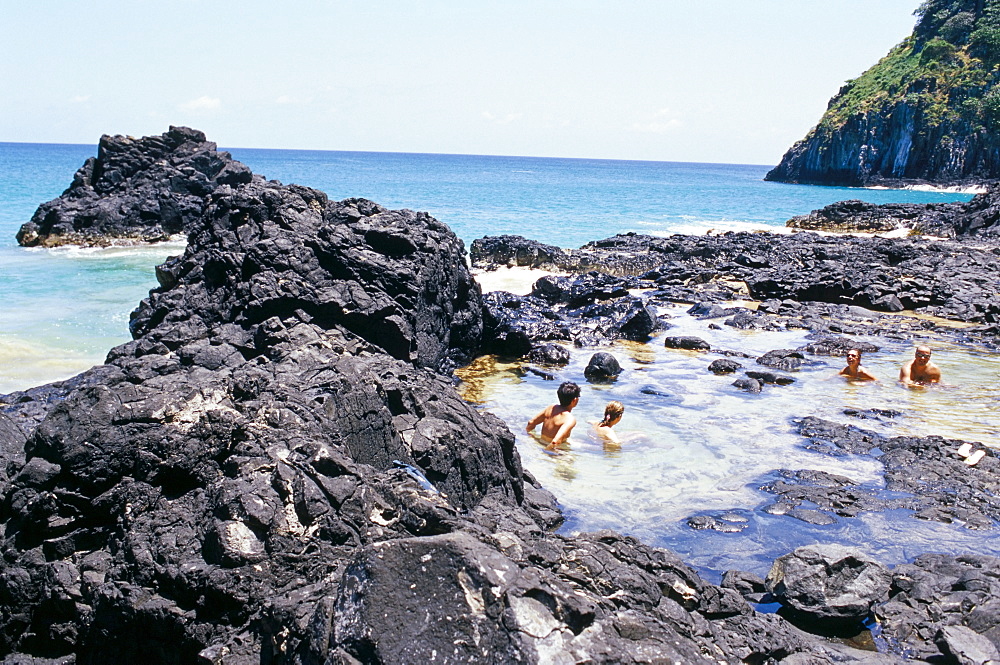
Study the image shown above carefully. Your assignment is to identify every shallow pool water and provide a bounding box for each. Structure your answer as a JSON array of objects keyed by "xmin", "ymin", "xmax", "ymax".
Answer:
[{"xmin": 456, "ymin": 302, "xmax": 1000, "ymax": 579}]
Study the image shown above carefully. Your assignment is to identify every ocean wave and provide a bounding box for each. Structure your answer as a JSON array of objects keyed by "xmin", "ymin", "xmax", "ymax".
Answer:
[
  {"xmin": 867, "ymin": 184, "xmax": 986, "ymax": 194},
  {"xmin": 29, "ymin": 237, "xmax": 187, "ymax": 260},
  {"xmin": 638, "ymin": 218, "xmax": 786, "ymax": 236}
]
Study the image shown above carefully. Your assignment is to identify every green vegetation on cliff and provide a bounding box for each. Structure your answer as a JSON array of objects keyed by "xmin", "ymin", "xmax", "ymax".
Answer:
[
  {"xmin": 824, "ymin": 1, "xmax": 1000, "ymax": 132},
  {"xmin": 767, "ymin": 0, "xmax": 1000, "ymax": 185}
]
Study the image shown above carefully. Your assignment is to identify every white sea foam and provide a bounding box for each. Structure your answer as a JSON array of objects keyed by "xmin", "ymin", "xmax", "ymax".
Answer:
[
  {"xmin": 635, "ymin": 218, "xmax": 791, "ymax": 237},
  {"xmin": 33, "ymin": 237, "xmax": 187, "ymax": 260},
  {"xmin": 867, "ymin": 184, "xmax": 986, "ymax": 194}
]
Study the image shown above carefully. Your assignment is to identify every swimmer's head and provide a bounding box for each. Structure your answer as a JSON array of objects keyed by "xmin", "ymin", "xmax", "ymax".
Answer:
[
  {"xmin": 846, "ymin": 349, "xmax": 861, "ymax": 363},
  {"xmin": 601, "ymin": 400, "xmax": 624, "ymax": 425},
  {"xmin": 557, "ymin": 381, "xmax": 581, "ymax": 407}
]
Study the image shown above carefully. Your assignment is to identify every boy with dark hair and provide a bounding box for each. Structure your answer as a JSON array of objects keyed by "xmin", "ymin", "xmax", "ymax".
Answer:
[{"xmin": 527, "ymin": 381, "xmax": 580, "ymax": 448}]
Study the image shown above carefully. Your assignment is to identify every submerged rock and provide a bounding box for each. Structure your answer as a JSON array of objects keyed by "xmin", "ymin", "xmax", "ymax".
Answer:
[{"xmin": 708, "ymin": 358, "xmax": 743, "ymax": 374}]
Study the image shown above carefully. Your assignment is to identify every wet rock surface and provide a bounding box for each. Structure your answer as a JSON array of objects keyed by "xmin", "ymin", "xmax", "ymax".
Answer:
[
  {"xmin": 480, "ymin": 271, "xmax": 660, "ymax": 358},
  {"xmin": 785, "ymin": 184, "xmax": 1000, "ymax": 239}
]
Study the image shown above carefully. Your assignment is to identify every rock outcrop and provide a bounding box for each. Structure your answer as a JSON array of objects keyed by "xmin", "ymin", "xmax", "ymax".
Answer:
[
  {"xmin": 767, "ymin": 1, "xmax": 1000, "ymax": 187},
  {"xmin": 471, "ymin": 232, "xmax": 1000, "ymax": 326},
  {"xmin": 785, "ymin": 181, "xmax": 1000, "ymax": 237},
  {"xmin": 15, "ymin": 126, "xmax": 252, "ymax": 247}
]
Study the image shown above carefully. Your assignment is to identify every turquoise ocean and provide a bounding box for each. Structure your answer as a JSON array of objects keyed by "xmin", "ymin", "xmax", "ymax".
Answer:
[{"xmin": 2, "ymin": 141, "xmax": 993, "ymax": 576}]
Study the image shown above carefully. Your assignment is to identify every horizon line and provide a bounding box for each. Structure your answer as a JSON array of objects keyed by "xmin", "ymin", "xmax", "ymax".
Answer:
[{"xmin": 0, "ymin": 139, "xmax": 775, "ymax": 170}]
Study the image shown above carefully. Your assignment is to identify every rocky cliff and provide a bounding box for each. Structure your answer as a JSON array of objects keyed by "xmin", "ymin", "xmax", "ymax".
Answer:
[{"xmin": 767, "ymin": 0, "xmax": 1000, "ymax": 187}]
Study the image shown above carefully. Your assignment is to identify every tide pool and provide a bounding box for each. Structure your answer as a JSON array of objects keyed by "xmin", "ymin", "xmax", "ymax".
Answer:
[{"xmin": 456, "ymin": 302, "xmax": 1000, "ymax": 577}]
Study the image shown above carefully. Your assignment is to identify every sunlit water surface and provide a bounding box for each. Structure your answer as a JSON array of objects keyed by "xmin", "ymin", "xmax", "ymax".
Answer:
[
  {"xmin": 457, "ymin": 301, "xmax": 1000, "ymax": 579},
  {"xmin": 0, "ymin": 143, "xmax": 972, "ymax": 393}
]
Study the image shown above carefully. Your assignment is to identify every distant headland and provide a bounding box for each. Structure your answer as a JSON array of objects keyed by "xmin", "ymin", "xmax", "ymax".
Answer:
[{"xmin": 767, "ymin": 0, "xmax": 1000, "ymax": 188}]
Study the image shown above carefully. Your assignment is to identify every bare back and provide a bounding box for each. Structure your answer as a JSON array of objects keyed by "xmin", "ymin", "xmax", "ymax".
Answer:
[{"xmin": 527, "ymin": 404, "xmax": 577, "ymax": 445}]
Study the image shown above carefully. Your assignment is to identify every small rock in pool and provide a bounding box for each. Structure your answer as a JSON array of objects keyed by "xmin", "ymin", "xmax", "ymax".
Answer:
[
  {"xmin": 664, "ymin": 336, "xmax": 711, "ymax": 351},
  {"xmin": 708, "ymin": 359, "xmax": 742, "ymax": 374},
  {"xmin": 732, "ymin": 378, "xmax": 763, "ymax": 393},
  {"xmin": 762, "ymin": 502, "xmax": 795, "ymax": 516},
  {"xmin": 584, "ymin": 352, "xmax": 622, "ymax": 382}
]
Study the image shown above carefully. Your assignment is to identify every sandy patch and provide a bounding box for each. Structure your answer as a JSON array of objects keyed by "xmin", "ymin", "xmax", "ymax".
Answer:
[{"xmin": 473, "ymin": 267, "xmax": 559, "ymax": 295}]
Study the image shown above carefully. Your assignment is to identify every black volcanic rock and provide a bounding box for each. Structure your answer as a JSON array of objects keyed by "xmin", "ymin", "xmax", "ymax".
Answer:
[
  {"xmin": 4, "ymin": 134, "xmax": 928, "ymax": 664},
  {"xmin": 0, "ymin": 176, "xmax": 532, "ymax": 662},
  {"xmin": 664, "ymin": 336, "xmax": 710, "ymax": 351},
  {"xmin": 473, "ymin": 231, "xmax": 1000, "ymax": 325},
  {"xmin": 12, "ymin": 129, "xmax": 1000, "ymax": 663},
  {"xmin": 528, "ymin": 342, "xmax": 571, "ymax": 366},
  {"xmin": 583, "ymin": 352, "xmax": 622, "ymax": 382},
  {"xmin": 15, "ymin": 126, "xmax": 253, "ymax": 247},
  {"xmin": 785, "ymin": 199, "xmax": 964, "ymax": 236},
  {"xmin": 766, "ymin": 545, "xmax": 891, "ymax": 624},
  {"xmin": 708, "ymin": 359, "xmax": 742, "ymax": 374},
  {"xmin": 480, "ymin": 271, "xmax": 659, "ymax": 356}
]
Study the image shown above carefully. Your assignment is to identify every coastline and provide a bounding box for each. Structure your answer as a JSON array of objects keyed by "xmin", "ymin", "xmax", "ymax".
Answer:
[{"xmin": 3, "ymin": 132, "xmax": 1000, "ymax": 662}]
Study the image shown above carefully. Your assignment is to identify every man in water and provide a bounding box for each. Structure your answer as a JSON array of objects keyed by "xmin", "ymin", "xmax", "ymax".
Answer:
[
  {"xmin": 839, "ymin": 349, "xmax": 877, "ymax": 381},
  {"xmin": 899, "ymin": 345, "xmax": 941, "ymax": 386},
  {"xmin": 527, "ymin": 381, "xmax": 580, "ymax": 448}
]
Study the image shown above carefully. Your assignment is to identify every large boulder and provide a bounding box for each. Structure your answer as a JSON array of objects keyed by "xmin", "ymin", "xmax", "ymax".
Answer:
[
  {"xmin": 16, "ymin": 126, "xmax": 253, "ymax": 247},
  {"xmin": 0, "ymin": 175, "xmax": 524, "ymax": 662},
  {"xmin": 766, "ymin": 545, "xmax": 891, "ymax": 625}
]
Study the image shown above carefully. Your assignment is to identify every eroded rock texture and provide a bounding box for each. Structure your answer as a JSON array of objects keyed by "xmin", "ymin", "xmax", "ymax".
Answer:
[
  {"xmin": 15, "ymin": 126, "xmax": 253, "ymax": 247},
  {"xmin": 471, "ymin": 232, "xmax": 1000, "ymax": 326},
  {"xmin": 1, "ymin": 141, "xmax": 908, "ymax": 664}
]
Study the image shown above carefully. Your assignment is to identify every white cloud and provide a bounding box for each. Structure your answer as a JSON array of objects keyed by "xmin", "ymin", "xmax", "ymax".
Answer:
[
  {"xmin": 70, "ymin": 95, "xmax": 90, "ymax": 103},
  {"xmin": 482, "ymin": 111, "xmax": 523, "ymax": 125},
  {"xmin": 631, "ymin": 108, "xmax": 683, "ymax": 134},
  {"xmin": 179, "ymin": 96, "xmax": 222, "ymax": 112}
]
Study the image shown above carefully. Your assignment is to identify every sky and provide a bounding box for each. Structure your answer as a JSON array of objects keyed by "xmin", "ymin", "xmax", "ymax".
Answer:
[{"xmin": 1, "ymin": 1, "xmax": 921, "ymax": 165}]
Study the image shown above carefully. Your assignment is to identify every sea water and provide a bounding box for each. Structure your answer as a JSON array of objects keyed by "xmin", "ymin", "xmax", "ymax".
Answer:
[
  {"xmin": 457, "ymin": 296, "xmax": 1000, "ymax": 576},
  {"xmin": 1, "ymin": 142, "xmax": 990, "ymax": 576}
]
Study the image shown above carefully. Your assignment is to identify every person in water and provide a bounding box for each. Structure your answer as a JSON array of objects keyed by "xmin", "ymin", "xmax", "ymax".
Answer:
[
  {"xmin": 595, "ymin": 400, "xmax": 625, "ymax": 444},
  {"xmin": 839, "ymin": 349, "xmax": 877, "ymax": 381},
  {"xmin": 899, "ymin": 345, "xmax": 942, "ymax": 386},
  {"xmin": 527, "ymin": 381, "xmax": 581, "ymax": 448}
]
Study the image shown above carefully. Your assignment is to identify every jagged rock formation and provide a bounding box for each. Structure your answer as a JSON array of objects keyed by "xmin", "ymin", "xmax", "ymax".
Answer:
[
  {"xmin": 785, "ymin": 180, "xmax": 1000, "ymax": 236},
  {"xmin": 2, "ymin": 131, "xmax": 931, "ymax": 664},
  {"xmin": 15, "ymin": 126, "xmax": 252, "ymax": 247},
  {"xmin": 767, "ymin": 1, "xmax": 1000, "ymax": 187},
  {"xmin": 471, "ymin": 232, "xmax": 1000, "ymax": 324}
]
